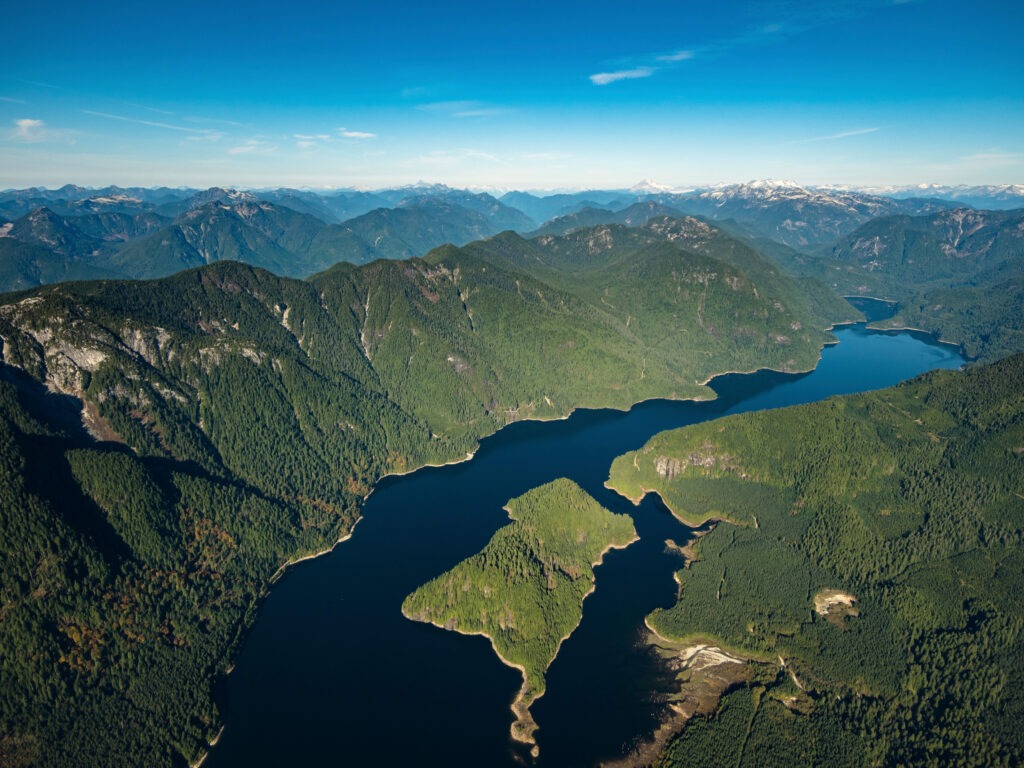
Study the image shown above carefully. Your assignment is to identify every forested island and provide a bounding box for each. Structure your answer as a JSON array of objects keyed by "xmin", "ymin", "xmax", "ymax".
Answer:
[
  {"xmin": 607, "ymin": 353, "xmax": 1024, "ymax": 766},
  {"xmin": 402, "ymin": 479, "xmax": 637, "ymax": 754}
]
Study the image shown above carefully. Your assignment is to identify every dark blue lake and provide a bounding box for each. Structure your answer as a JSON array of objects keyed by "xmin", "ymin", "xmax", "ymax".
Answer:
[{"xmin": 206, "ymin": 319, "xmax": 963, "ymax": 768}]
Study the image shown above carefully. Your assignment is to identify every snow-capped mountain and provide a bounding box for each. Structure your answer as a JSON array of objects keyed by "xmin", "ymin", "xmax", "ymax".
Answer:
[
  {"xmin": 186, "ymin": 187, "xmax": 259, "ymax": 210},
  {"xmin": 655, "ymin": 181, "xmax": 958, "ymax": 249},
  {"xmin": 629, "ymin": 179, "xmax": 690, "ymax": 195},
  {"xmin": 819, "ymin": 184, "xmax": 1024, "ymax": 210}
]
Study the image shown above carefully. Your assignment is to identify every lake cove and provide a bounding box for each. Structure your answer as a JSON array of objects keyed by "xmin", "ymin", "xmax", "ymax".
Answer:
[{"xmin": 205, "ymin": 320, "xmax": 963, "ymax": 768}]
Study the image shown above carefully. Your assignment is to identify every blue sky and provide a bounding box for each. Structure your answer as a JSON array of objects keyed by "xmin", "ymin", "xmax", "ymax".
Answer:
[{"xmin": 2, "ymin": 0, "xmax": 1022, "ymax": 189}]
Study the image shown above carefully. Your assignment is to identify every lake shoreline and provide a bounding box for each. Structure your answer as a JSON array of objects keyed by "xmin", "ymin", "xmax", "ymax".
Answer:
[
  {"xmin": 864, "ymin": 321, "xmax": 969, "ymax": 357},
  {"xmin": 206, "ymin": 316, "xmax": 967, "ymax": 767},
  {"xmin": 269, "ymin": 521, "xmax": 362, "ymax": 585},
  {"xmin": 203, "ymin": 321, "xmax": 846, "ymax": 765},
  {"xmin": 601, "ymin": 620, "xmax": 757, "ymax": 768}
]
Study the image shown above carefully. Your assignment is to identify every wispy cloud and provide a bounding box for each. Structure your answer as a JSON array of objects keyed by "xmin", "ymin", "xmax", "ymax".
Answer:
[
  {"xmin": 290, "ymin": 129, "xmax": 376, "ymax": 150},
  {"xmin": 183, "ymin": 131, "xmax": 226, "ymax": 143},
  {"xmin": 17, "ymin": 79, "xmax": 59, "ymax": 90},
  {"xmin": 656, "ymin": 50, "xmax": 694, "ymax": 63},
  {"xmin": 793, "ymin": 127, "xmax": 880, "ymax": 143},
  {"xmin": 417, "ymin": 100, "xmax": 510, "ymax": 118},
  {"xmin": 418, "ymin": 100, "xmax": 474, "ymax": 113},
  {"xmin": 294, "ymin": 133, "xmax": 331, "ymax": 150},
  {"xmin": 589, "ymin": 67, "xmax": 655, "ymax": 86},
  {"xmin": 184, "ymin": 115, "xmax": 244, "ymax": 127},
  {"xmin": 121, "ymin": 102, "xmax": 176, "ymax": 116},
  {"xmin": 228, "ymin": 138, "xmax": 277, "ymax": 155},
  {"xmin": 0, "ymin": 96, "xmax": 27, "ymax": 104},
  {"xmin": 11, "ymin": 118, "xmax": 46, "ymax": 141},
  {"xmin": 339, "ymin": 128, "xmax": 376, "ymax": 139},
  {"xmin": 589, "ymin": 1, "xmax": 909, "ymax": 85},
  {"xmin": 83, "ymin": 109, "xmax": 218, "ymax": 135}
]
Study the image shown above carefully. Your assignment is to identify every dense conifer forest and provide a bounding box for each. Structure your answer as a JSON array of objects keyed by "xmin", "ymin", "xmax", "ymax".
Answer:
[
  {"xmin": 0, "ymin": 220, "xmax": 849, "ymax": 766},
  {"xmin": 402, "ymin": 479, "xmax": 636, "ymax": 750},
  {"xmin": 608, "ymin": 354, "xmax": 1024, "ymax": 766}
]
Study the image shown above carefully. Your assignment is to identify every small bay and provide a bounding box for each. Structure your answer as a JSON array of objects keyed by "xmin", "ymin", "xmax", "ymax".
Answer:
[{"xmin": 207, "ymin": 316, "xmax": 964, "ymax": 768}]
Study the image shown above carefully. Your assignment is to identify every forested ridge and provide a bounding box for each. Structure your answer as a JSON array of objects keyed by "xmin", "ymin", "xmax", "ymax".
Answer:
[
  {"xmin": 0, "ymin": 189, "xmax": 540, "ymax": 292},
  {"xmin": 607, "ymin": 353, "xmax": 1024, "ymax": 767},
  {"xmin": 769, "ymin": 207, "xmax": 1024, "ymax": 363},
  {"xmin": 0, "ymin": 220, "xmax": 850, "ymax": 765}
]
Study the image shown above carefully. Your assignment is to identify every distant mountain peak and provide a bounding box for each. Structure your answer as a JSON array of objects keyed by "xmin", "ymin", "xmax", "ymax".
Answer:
[
  {"xmin": 700, "ymin": 180, "xmax": 817, "ymax": 206},
  {"xmin": 187, "ymin": 187, "xmax": 258, "ymax": 210},
  {"xmin": 629, "ymin": 179, "xmax": 682, "ymax": 195},
  {"xmin": 745, "ymin": 178, "xmax": 803, "ymax": 189},
  {"xmin": 725, "ymin": 179, "xmax": 808, "ymax": 195},
  {"xmin": 399, "ymin": 181, "xmax": 453, "ymax": 194}
]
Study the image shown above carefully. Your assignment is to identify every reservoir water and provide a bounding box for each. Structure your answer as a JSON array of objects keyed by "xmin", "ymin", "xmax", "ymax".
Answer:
[{"xmin": 206, "ymin": 318, "xmax": 963, "ymax": 768}]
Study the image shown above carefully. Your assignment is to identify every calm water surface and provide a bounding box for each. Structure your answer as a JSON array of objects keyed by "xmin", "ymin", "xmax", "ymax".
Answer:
[{"xmin": 207, "ymin": 320, "xmax": 963, "ymax": 768}]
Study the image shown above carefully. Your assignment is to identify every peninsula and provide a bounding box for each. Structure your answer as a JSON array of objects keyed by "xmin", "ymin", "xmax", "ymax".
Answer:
[{"xmin": 606, "ymin": 354, "xmax": 1024, "ymax": 766}]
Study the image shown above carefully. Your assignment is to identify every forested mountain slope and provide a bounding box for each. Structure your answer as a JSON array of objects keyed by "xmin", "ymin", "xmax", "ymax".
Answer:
[
  {"xmin": 775, "ymin": 208, "xmax": 1024, "ymax": 362},
  {"xmin": 0, "ymin": 193, "xmax": 540, "ymax": 292},
  {"xmin": 529, "ymin": 201, "xmax": 686, "ymax": 237},
  {"xmin": 607, "ymin": 354, "xmax": 1024, "ymax": 767},
  {"xmin": 0, "ymin": 222, "xmax": 853, "ymax": 766}
]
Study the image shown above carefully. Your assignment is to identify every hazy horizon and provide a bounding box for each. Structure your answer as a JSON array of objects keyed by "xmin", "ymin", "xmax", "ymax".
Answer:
[{"xmin": 4, "ymin": 179, "xmax": 1024, "ymax": 197}]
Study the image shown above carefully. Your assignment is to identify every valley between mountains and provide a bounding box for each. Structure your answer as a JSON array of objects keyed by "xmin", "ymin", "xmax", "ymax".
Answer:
[{"xmin": 0, "ymin": 181, "xmax": 1021, "ymax": 767}]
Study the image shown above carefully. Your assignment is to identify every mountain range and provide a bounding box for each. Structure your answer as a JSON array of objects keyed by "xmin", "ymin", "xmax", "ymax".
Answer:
[
  {"xmin": 0, "ymin": 188, "xmax": 540, "ymax": 289},
  {"xmin": 760, "ymin": 207, "xmax": 1024, "ymax": 361},
  {"xmin": 824, "ymin": 183, "xmax": 1024, "ymax": 210},
  {"xmin": 0, "ymin": 175, "xmax": 1022, "ymax": 767},
  {"xmin": 3, "ymin": 180, "xmax": 1021, "ymax": 365},
  {"xmin": 4, "ymin": 180, "xmax": 1020, "ymax": 297}
]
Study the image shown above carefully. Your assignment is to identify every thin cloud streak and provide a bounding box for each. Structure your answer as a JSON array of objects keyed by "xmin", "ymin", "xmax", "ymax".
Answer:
[
  {"xmin": 792, "ymin": 127, "xmax": 880, "ymax": 143},
  {"xmin": 183, "ymin": 131, "xmax": 226, "ymax": 142},
  {"xmin": 416, "ymin": 100, "xmax": 509, "ymax": 118},
  {"xmin": 657, "ymin": 50, "xmax": 694, "ymax": 62},
  {"xmin": 590, "ymin": 1, "xmax": 914, "ymax": 86},
  {"xmin": 452, "ymin": 108, "xmax": 509, "ymax": 118},
  {"xmin": 228, "ymin": 139, "xmax": 276, "ymax": 155},
  {"xmin": 130, "ymin": 103, "xmax": 175, "ymax": 115},
  {"xmin": 83, "ymin": 109, "xmax": 217, "ymax": 135},
  {"xmin": 590, "ymin": 67, "xmax": 655, "ymax": 85},
  {"xmin": 185, "ymin": 115, "xmax": 244, "ymax": 127},
  {"xmin": 17, "ymin": 79, "xmax": 59, "ymax": 89}
]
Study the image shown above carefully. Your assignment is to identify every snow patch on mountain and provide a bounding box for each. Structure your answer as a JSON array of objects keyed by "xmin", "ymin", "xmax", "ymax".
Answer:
[{"xmin": 630, "ymin": 179, "xmax": 689, "ymax": 195}]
